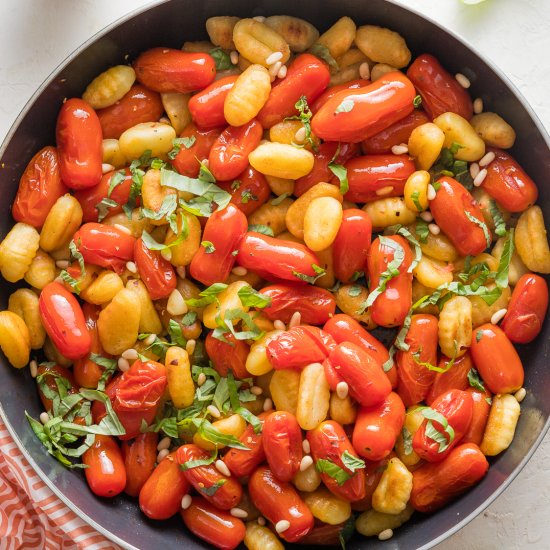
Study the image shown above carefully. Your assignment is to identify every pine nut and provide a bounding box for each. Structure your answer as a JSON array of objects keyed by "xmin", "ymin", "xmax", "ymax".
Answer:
[
  {"xmin": 479, "ymin": 151, "xmax": 496, "ymax": 168},
  {"xmin": 391, "ymin": 144, "xmax": 408, "ymax": 155},
  {"xmin": 230, "ymin": 507, "xmax": 248, "ymax": 519},
  {"xmin": 336, "ymin": 381, "xmax": 349, "ymax": 399},
  {"xmin": 269, "ymin": 61, "xmax": 282, "ymax": 78},
  {"xmin": 157, "ymin": 436, "xmax": 171, "ymax": 451},
  {"xmin": 294, "ymin": 126, "xmax": 307, "ymax": 143},
  {"xmin": 378, "ymin": 528, "xmax": 394, "ymax": 541},
  {"xmin": 115, "ymin": 224, "xmax": 132, "ymax": 236},
  {"xmin": 215, "ymin": 459, "xmax": 231, "ymax": 477},
  {"xmin": 167, "ymin": 289, "xmax": 188, "ymax": 316},
  {"xmin": 514, "ymin": 387, "xmax": 526, "ymax": 403},
  {"xmin": 231, "ymin": 266, "xmax": 248, "ymax": 276},
  {"xmin": 257, "ymin": 516, "xmax": 266, "ymax": 526},
  {"xmin": 230, "ymin": 51, "xmax": 239, "ymax": 65},
  {"xmin": 144, "ymin": 333, "xmax": 157, "ymax": 346},
  {"xmin": 288, "ymin": 311, "xmax": 302, "ymax": 328},
  {"xmin": 181, "ymin": 494, "xmax": 192, "ymax": 509},
  {"xmin": 375, "ymin": 185, "xmax": 394, "ymax": 196},
  {"xmin": 253, "ymin": 15, "xmax": 266, "ymax": 22},
  {"xmin": 102, "ymin": 163, "xmax": 115, "ymax": 174},
  {"xmin": 55, "ymin": 260, "xmax": 69, "ymax": 269},
  {"xmin": 274, "ymin": 320, "xmax": 286, "ymax": 331},
  {"xmin": 207, "ymin": 405, "xmax": 221, "ymax": 418},
  {"xmin": 159, "ymin": 116, "xmax": 171, "ymax": 125},
  {"xmin": 263, "ymin": 398, "xmax": 273, "ymax": 412},
  {"xmin": 473, "ymin": 97, "xmax": 483, "ymax": 114},
  {"xmin": 420, "ymin": 211, "xmax": 433, "ymax": 222},
  {"xmin": 428, "ymin": 223, "xmax": 440, "ymax": 235},
  {"xmin": 176, "ymin": 266, "xmax": 186, "ymax": 279},
  {"xmin": 473, "ymin": 168, "xmax": 488, "ymax": 187},
  {"xmin": 490, "ymin": 308, "xmax": 507, "ymax": 325},
  {"xmin": 427, "ymin": 184, "xmax": 437, "ymax": 201},
  {"xmin": 266, "ymin": 51, "xmax": 283, "ymax": 65},
  {"xmin": 455, "ymin": 73, "xmax": 471, "ymax": 88},
  {"xmin": 250, "ymin": 386, "xmax": 263, "ymax": 396},
  {"xmin": 29, "ymin": 360, "xmax": 38, "ymax": 378},
  {"xmin": 359, "ymin": 62, "xmax": 370, "ymax": 80},
  {"xmin": 186, "ymin": 339, "xmax": 196, "ymax": 355},
  {"xmin": 122, "ymin": 348, "xmax": 139, "ymax": 361},
  {"xmin": 277, "ymin": 65, "xmax": 287, "ymax": 79},
  {"xmin": 300, "ymin": 455, "xmax": 314, "ymax": 471},
  {"xmin": 275, "ymin": 520, "xmax": 290, "ymax": 534},
  {"xmin": 118, "ymin": 357, "xmax": 130, "ymax": 372},
  {"xmin": 40, "ymin": 412, "xmax": 49, "ymax": 425},
  {"xmin": 470, "ymin": 162, "xmax": 480, "ymax": 179},
  {"xmin": 197, "ymin": 373, "xmax": 207, "ymax": 386},
  {"xmin": 302, "ymin": 439, "xmax": 311, "ymax": 454}
]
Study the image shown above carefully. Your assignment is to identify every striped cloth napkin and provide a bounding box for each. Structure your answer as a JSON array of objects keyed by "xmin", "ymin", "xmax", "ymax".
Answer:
[{"xmin": 0, "ymin": 418, "xmax": 120, "ymax": 550}]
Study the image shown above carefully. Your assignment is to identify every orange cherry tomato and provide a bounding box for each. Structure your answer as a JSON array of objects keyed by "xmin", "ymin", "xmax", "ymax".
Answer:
[
  {"xmin": 218, "ymin": 166, "xmax": 271, "ymax": 217},
  {"xmin": 134, "ymin": 237, "xmax": 177, "ymax": 300},
  {"xmin": 122, "ymin": 432, "xmax": 158, "ymax": 497},
  {"xmin": 430, "ymin": 176, "xmax": 490, "ymax": 257},
  {"xmin": 189, "ymin": 203, "xmax": 248, "ymax": 286},
  {"xmin": 332, "ymin": 209, "xmax": 372, "ymax": 283},
  {"xmin": 352, "ymin": 392, "xmax": 405, "ymax": 461},
  {"xmin": 205, "ymin": 331, "xmax": 249, "ymax": 379},
  {"xmin": 311, "ymin": 78, "xmax": 369, "ymax": 114},
  {"xmin": 462, "ymin": 388, "xmax": 492, "ymax": 446},
  {"xmin": 343, "ymin": 154, "xmax": 416, "ymax": 203},
  {"xmin": 56, "ymin": 98, "xmax": 103, "ymax": 190},
  {"xmin": 361, "ymin": 110, "xmax": 430, "ymax": 154},
  {"xmin": 396, "ymin": 314, "xmax": 439, "ymax": 407},
  {"xmin": 39, "ymin": 282, "xmax": 91, "ymax": 360},
  {"xmin": 208, "ymin": 120, "xmax": 263, "ymax": 181},
  {"xmin": 82, "ymin": 435, "xmax": 126, "ymax": 498},
  {"xmin": 412, "ymin": 389, "xmax": 473, "ymax": 463},
  {"xmin": 406, "ymin": 54, "xmax": 473, "ymax": 120},
  {"xmin": 139, "ymin": 451, "xmax": 190, "ymax": 519},
  {"xmin": 261, "ymin": 283, "xmax": 336, "ymax": 325},
  {"xmin": 180, "ymin": 496, "xmax": 246, "ymax": 550},
  {"xmin": 501, "ymin": 274, "xmax": 548, "ymax": 344},
  {"xmin": 134, "ymin": 48, "xmax": 216, "ymax": 93},
  {"xmin": 470, "ymin": 323, "xmax": 524, "ymax": 394},
  {"xmin": 410, "ymin": 443, "xmax": 488, "ymax": 513},
  {"xmin": 257, "ymin": 53, "xmax": 331, "ymax": 128},
  {"xmin": 176, "ymin": 444, "xmax": 242, "ymax": 510},
  {"xmin": 12, "ymin": 146, "xmax": 68, "ymax": 228},
  {"xmin": 307, "ymin": 420, "xmax": 366, "ymax": 502},
  {"xmin": 367, "ymin": 235, "xmax": 413, "ymax": 327},
  {"xmin": 311, "ymin": 72, "xmax": 416, "ymax": 143},
  {"xmin": 425, "ymin": 353, "xmax": 473, "ymax": 406},
  {"xmin": 97, "ymin": 84, "xmax": 164, "ymax": 139},
  {"xmin": 36, "ymin": 363, "xmax": 77, "ymax": 412},
  {"xmin": 188, "ymin": 75, "xmax": 238, "ymax": 129},
  {"xmin": 249, "ymin": 466, "xmax": 314, "ymax": 542}
]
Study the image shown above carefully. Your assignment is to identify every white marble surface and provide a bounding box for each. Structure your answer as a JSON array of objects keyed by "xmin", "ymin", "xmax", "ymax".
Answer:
[{"xmin": 0, "ymin": 0, "xmax": 549, "ymax": 548}]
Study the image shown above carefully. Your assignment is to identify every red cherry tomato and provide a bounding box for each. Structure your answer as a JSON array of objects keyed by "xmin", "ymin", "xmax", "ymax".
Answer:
[
  {"xmin": 297, "ymin": 523, "xmax": 352, "ymax": 547},
  {"xmin": 322, "ymin": 357, "xmax": 344, "ymax": 391},
  {"xmin": 332, "ymin": 209, "xmax": 372, "ymax": 283},
  {"xmin": 412, "ymin": 389, "xmax": 473, "ymax": 462},
  {"xmin": 501, "ymin": 274, "xmax": 548, "ymax": 343},
  {"xmin": 396, "ymin": 314, "xmax": 439, "ymax": 407},
  {"xmin": 82, "ymin": 435, "xmax": 126, "ymax": 498},
  {"xmin": 257, "ymin": 53, "xmax": 331, "ymax": 128},
  {"xmin": 307, "ymin": 421, "xmax": 366, "ymax": 502},
  {"xmin": 470, "ymin": 323, "xmax": 524, "ymax": 394},
  {"xmin": 218, "ymin": 166, "xmax": 271, "ymax": 217},
  {"xmin": 176, "ymin": 444, "xmax": 242, "ymax": 510},
  {"xmin": 56, "ymin": 98, "xmax": 102, "ymax": 190},
  {"xmin": 73, "ymin": 222, "xmax": 135, "ymax": 274},
  {"xmin": 97, "ymin": 84, "xmax": 164, "ymax": 139},
  {"xmin": 37, "ymin": 363, "xmax": 77, "ymax": 412},
  {"xmin": 133, "ymin": 237, "xmax": 177, "ymax": 300},
  {"xmin": 343, "ymin": 154, "xmax": 415, "ymax": 203},
  {"xmin": 188, "ymin": 75, "xmax": 238, "ymax": 129},
  {"xmin": 39, "ymin": 282, "xmax": 91, "ymax": 360},
  {"xmin": 139, "ymin": 452, "xmax": 190, "ymax": 520},
  {"xmin": 311, "ymin": 78, "xmax": 369, "ymax": 114},
  {"xmin": 462, "ymin": 388, "xmax": 492, "ymax": 446},
  {"xmin": 406, "ymin": 54, "xmax": 473, "ymax": 120},
  {"xmin": 410, "ymin": 443, "xmax": 488, "ymax": 513},
  {"xmin": 367, "ymin": 235, "xmax": 413, "ymax": 327},
  {"xmin": 425, "ymin": 353, "xmax": 473, "ymax": 406},
  {"xmin": 134, "ymin": 48, "xmax": 215, "ymax": 93},
  {"xmin": 205, "ymin": 331, "xmax": 249, "ymax": 379},
  {"xmin": 430, "ymin": 176, "xmax": 490, "ymax": 257},
  {"xmin": 12, "ymin": 146, "xmax": 68, "ymax": 228},
  {"xmin": 180, "ymin": 496, "xmax": 246, "ymax": 550},
  {"xmin": 311, "ymin": 72, "xmax": 416, "ymax": 143},
  {"xmin": 236, "ymin": 232, "xmax": 322, "ymax": 283},
  {"xmin": 249, "ymin": 466, "xmax": 314, "ymax": 542},
  {"xmin": 122, "ymin": 432, "xmax": 158, "ymax": 497},
  {"xmin": 189, "ymin": 203, "xmax": 248, "ymax": 286},
  {"xmin": 361, "ymin": 110, "xmax": 430, "ymax": 154},
  {"xmin": 260, "ymin": 283, "xmax": 336, "ymax": 325}
]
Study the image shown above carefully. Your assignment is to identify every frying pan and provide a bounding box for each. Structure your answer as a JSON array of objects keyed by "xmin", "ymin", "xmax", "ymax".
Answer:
[{"xmin": 0, "ymin": 1, "xmax": 549, "ymax": 548}]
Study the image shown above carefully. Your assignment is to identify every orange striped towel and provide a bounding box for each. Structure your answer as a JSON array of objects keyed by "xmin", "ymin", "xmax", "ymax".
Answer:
[{"xmin": 0, "ymin": 418, "xmax": 121, "ymax": 550}]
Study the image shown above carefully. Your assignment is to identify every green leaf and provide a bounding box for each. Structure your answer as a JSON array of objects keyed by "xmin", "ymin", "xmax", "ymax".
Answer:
[
  {"xmin": 212, "ymin": 308, "xmax": 265, "ymax": 342},
  {"xmin": 200, "ymin": 479, "xmax": 227, "ymax": 496},
  {"xmin": 236, "ymin": 407, "xmax": 262, "ymax": 434},
  {"xmin": 58, "ymin": 270, "xmax": 81, "ymax": 294},
  {"xmin": 270, "ymin": 193, "xmax": 290, "ymax": 206},
  {"xmin": 181, "ymin": 311, "xmax": 198, "ymax": 326},
  {"xmin": 292, "ymin": 263, "xmax": 326, "ymax": 285},
  {"xmin": 185, "ymin": 283, "xmax": 228, "ymax": 307},
  {"xmin": 316, "ymin": 459, "xmax": 352, "ymax": 486},
  {"xmin": 307, "ymin": 43, "xmax": 339, "ymax": 71},
  {"xmin": 335, "ymin": 98, "xmax": 354, "ymax": 114},
  {"xmin": 123, "ymin": 161, "xmax": 145, "ymax": 218},
  {"xmin": 240, "ymin": 189, "xmax": 257, "ymax": 204},
  {"xmin": 141, "ymin": 193, "xmax": 178, "ymax": 223},
  {"xmin": 237, "ymin": 286, "xmax": 272, "ymax": 308},
  {"xmin": 201, "ymin": 240, "xmax": 216, "ymax": 254},
  {"xmin": 248, "ymin": 224, "xmax": 274, "ymax": 237},
  {"xmin": 284, "ymin": 95, "xmax": 316, "ymax": 151},
  {"xmin": 495, "ymin": 229, "xmax": 514, "ymax": 289},
  {"xmin": 465, "ymin": 211, "xmax": 491, "ymax": 248},
  {"xmin": 402, "ymin": 426, "xmax": 413, "ymax": 456},
  {"xmin": 89, "ymin": 354, "xmax": 118, "ymax": 391},
  {"xmin": 107, "ymin": 170, "xmax": 127, "ymax": 197},
  {"xmin": 416, "ymin": 218, "xmax": 429, "ymax": 243},
  {"xmin": 141, "ymin": 228, "xmax": 186, "ymax": 252},
  {"xmin": 209, "ymin": 47, "xmax": 233, "ymax": 71},
  {"xmin": 231, "ymin": 180, "xmax": 241, "ymax": 190},
  {"xmin": 69, "ymin": 240, "xmax": 86, "ymax": 276},
  {"xmin": 183, "ymin": 418, "xmax": 250, "ymax": 450},
  {"xmin": 95, "ymin": 197, "xmax": 118, "ymax": 223},
  {"xmin": 168, "ymin": 319, "xmax": 187, "ymax": 346},
  {"xmin": 410, "ymin": 190, "xmax": 423, "ymax": 212},
  {"xmin": 488, "ymin": 199, "xmax": 507, "ymax": 237},
  {"xmin": 168, "ymin": 136, "xmax": 196, "ymax": 160},
  {"xmin": 198, "ymin": 160, "xmax": 216, "ymax": 183},
  {"xmin": 340, "ymin": 450, "xmax": 365, "ymax": 472},
  {"xmin": 418, "ymin": 407, "xmax": 455, "ymax": 453},
  {"xmin": 413, "ymin": 94, "xmax": 422, "ymax": 108},
  {"xmin": 180, "ymin": 449, "xmax": 217, "ymax": 471},
  {"xmin": 329, "ymin": 162, "xmax": 348, "ymax": 195},
  {"xmin": 347, "ymin": 285, "xmax": 362, "ymax": 297},
  {"xmin": 476, "ymin": 329, "xmax": 484, "ymax": 343},
  {"xmin": 467, "ymin": 367, "xmax": 486, "ymax": 392},
  {"xmin": 387, "ymin": 225, "xmax": 422, "ymax": 273}
]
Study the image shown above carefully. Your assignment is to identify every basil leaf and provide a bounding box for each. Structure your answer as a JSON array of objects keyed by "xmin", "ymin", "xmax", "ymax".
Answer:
[
  {"xmin": 387, "ymin": 225, "xmax": 422, "ymax": 272},
  {"xmin": 402, "ymin": 426, "xmax": 413, "ymax": 456},
  {"xmin": 231, "ymin": 180, "xmax": 241, "ymax": 190},
  {"xmin": 201, "ymin": 240, "xmax": 216, "ymax": 254},
  {"xmin": 209, "ymin": 47, "xmax": 232, "ymax": 71},
  {"xmin": 200, "ymin": 479, "xmax": 227, "ymax": 496},
  {"xmin": 58, "ymin": 270, "xmax": 80, "ymax": 294},
  {"xmin": 185, "ymin": 283, "xmax": 228, "ymax": 307},
  {"xmin": 141, "ymin": 193, "xmax": 178, "ymax": 223},
  {"xmin": 347, "ymin": 285, "xmax": 362, "ymax": 297},
  {"xmin": 476, "ymin": 329, "xmax": 484, "ymax": 343},
  {"xmin": 181, "ymin": 311, "xmax": 198, "ymax": 326},
  {"xmin": 96, "ymin": 197, "xmax": 119, "ymax": 222},
  {"xmin": 168, "ymin": 319, "xmax": 187, "ymax": 346},
  {"xmin": 340, "ymin": 450, "xmax": 365, "ymax": 472},
  {"xmin": 89, "ymin": 354, "xmax": 118, "ymax": 391},
  {"xmin": 270, "ymin": 193, "xmax": 290, "ymax": 206},
  {"xmin": 107, "ymin": 170, "xmax": 127, "ymax": 197},
  {"xmin": 180, "ymin": 449, "xmax": 217, "ymax": 471},
  {"xmin": 237, "ymin": 286, "xmax": 272, "ymax": 308},
  {"xmin": 495, "ymin": 229, "xmax": 514, "ymax": 289},
  {"xmin": 123, "ymin": 161, "xmax": 145, "ymax": 218},
  {"xmin": 240, "ymin": 189, "xmax": 257, "ymax": 204},
  {"xmin": 285, "ymin": 95, "xmax": 316, "ymax": 151},
  {"xmin": 489, "ymin": 199, "xmax": 507, "ymax": 237},
  {"xmin": 292, "ymin": 263, "xmax": 326, "ymax": 285},
  {"xmin": 418, "ymin": 407, "xmax": 455, "ymax": 453},
  {"xmin": 410, "ymin": 190, "xmax": 423, "ymax": 212},
  {"xmin": 188, "ymin": 418, "xmax": 249, "ymax": 450},
  {"xmin": 467, "ymin": 367, "xmax": 486, "ymax": 392},
  {"xmin": 248, "ymin": 224, "xmax": 274, "ymax": 237},
  {"xmin": 328, "ymin": 162, "xmax": 348, "ymax": 194},
  {"xmin": 316, "ymin": 458, "xmax": 351, "ymax": 486},
  {"xmin": 168, "ymin": 136, "xmax": 196, "ymax": 160},
  {"xmin": 141, "ymin": 228, "xmax": 187, "ymax": 252},
  {"xmin": 212, "ymin": 309, "xmax": 264, "ymax": 342},
  {"xmin": 465, "ymin": 211, "xmax": 491, "ymax": 248},
  {"xmin": 69, "ymin": 240, "xmax": 86, "ymax": 276},
  {"xmin": 413, "ymin": 94, "xmax": 422, "ymax": 108},
  {"xmin": 307, "ymin": 43, "xmax": 339, "ymax": 70}
]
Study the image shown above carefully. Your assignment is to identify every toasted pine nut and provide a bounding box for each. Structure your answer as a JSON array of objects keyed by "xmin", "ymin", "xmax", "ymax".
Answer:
[
  {"xmin": 302, "ymin": 439, "xmax": 311, "ymax": 454},
  {"xmin": 157, "ymin": 437, "xmax": 171, "ymax": 451},
  {"xmin": 514, "ymin": 387, "xmax": 526, "ymax": 403},
  {"xmin": 473, "ymin": 97, "xmax": 483, "ymax": 114},
  {"xmin": 102, "ymin": 163, "xmax": 115, "ymax": 174},
  {"xmin": 420, "ymin": 211, "xmax": 433, "ymax": 222},
  {"xmin": 275, "ymin": 520, "xmax": 290, "ymax": 534},
  {"xmin": 277, "ymin": 65, "xmax": 287, "ymax": 79},
  {"xmin": 207, "ymin": 405, "xmax": 221, "ymax": 418},
  {"xmin": 197, "ymin": 373, "xmax": 207, "ymax": 386},
  {"xmin": 186, "ymin": 339, "xmax": 196, "ymax": 355},
  {"xmin": 122, "ymin": 348, "xmax": 138, "ymax": 361},
  {"xmin": 230, "ymin": 51, "xmax": 239, "ymax": 65},
  {"xmin": 359, "ymin": 62, "xmax": 370, "ymax": 80},
  {"xmin": 251, "ymin": 386, "xmax": 263, "ymax": 395},
  {"xmin": 391, "ymin": 144, "xmax": 408, "ymax": 155},
  {"xmin": 215, "ymin": 459, "xmax": 231, "ymax": 477},
  {"xmin": 118, "ymin": 357, "xmax": 130, "ymax": 372},
  {"xmin": 376, "ymin": 185, "xmax": 394, "ymax": 196},
  {"xmin": 490, "ymin": 308, "xmax": 508, "ymax": 325},
  {"xmin": 378, "ymin": 529, "xmax": 394, "ymax": 541},
  {"xmin": 266, "ymin": 51, "xmax": 283, "ymax": 65},
  {"xmin": 470, "ymin": 162, "xmax": 480, "ymax": 179},
  {"xmin": 288, "ymin": 311, "xmax": 302, "ymax": 328},
  {"xmin": 40, "ymin": 412, "xmax": 49, "ymax": 424},
  {"xmin": 232, "ymin": 266, "xmax": 248, "ymax": 276},
  {"xmin": 30, "ymin": 360, "xmax": 38, "ymax": 378},
  {"xmin": 428, "ymin": 223, "xmax": 440, "ymax": 235},
  {"xmin": 181, "ymin": 494, "xmax": 192, "ymax": 509},
  {"xmin": 479, "ymin": 151, "xmax": 496, "ymax": 168},
  {"xmin": 144, "ymin": 333, "xmax": 157, "ymax": 346},
  {"xmin": 157, "ymin": 449, "xmax": 170, "ymax": 462},
  {"xmin": 455, "ymin": 73, "xmax": 471, "ymax": 88},
  {"xmin": 230, "ymin": 507, "xmax": 248, "ymax": 518},
  {"xmin": 473, "ymin": 168, "xmax": 488, "ymax": 187},
  {"xmin": 336, "ymin": 381, "xmax": 349, "ymax": 399},
  {"xmin": 167, "ymin": 289, "xmax": 188, "ymax": 316},
  {"xmin": 300, "ymin": 455, "xmax": 314, "ymax": 471},
  {"xmin": 274, "ymin": 320, "xmax": 286, "ymax": 330},
  {"xmin": 427, "ymin": 184, "xmax": 437, "ymax": 201},
  {"xmin": 263, "ymin": 398, "xmax": 273, "ymax": 411}
]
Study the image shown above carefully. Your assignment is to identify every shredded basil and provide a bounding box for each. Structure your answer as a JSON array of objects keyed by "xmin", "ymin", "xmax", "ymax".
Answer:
[
  {"xmin": 185, "ymin": 283, "xmax": 228, "ymax": 307},
  {"xmin": 209, "ymin": 47, "xmax": 233, "ymax": 71},
  {"xmin": 237, "ymin": 286, "xmax": 272, "ymax": 308},
  {"xmin": 248, "ymin": 224, "xmax": 274, "ymax": 237},
  {"xmin": 307, "ymin": 43, "xmax": 339, "ymax": 70},
  {"xmin": 467, "ymin": 367, "xmax": 486, "ymax": 392},
  {"xmin": 292, "ymin": 263, "xmax": 326, "ymax": 285}
]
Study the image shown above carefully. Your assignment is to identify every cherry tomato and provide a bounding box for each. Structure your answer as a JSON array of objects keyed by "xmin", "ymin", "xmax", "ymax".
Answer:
[
  {"xmin": 134, "ymin": 48, "xmax": 215, "ymax": 93},
  {"xmin": 139, "ymin": 452, "xmax": 190, "ymax": 519},
  {"xmin": 12, "ymin": 146, "xmax": 68, "ymax": 228},
  {"xmin": 322, "ymin": 357, "xmax": 344, "ymax": 391},
  {"xmin": 122, "ymin": 432, "xmax": 158, "ymax": 497},
  {"xmin": 189, "ymin": 203, "xmax": 248, "ymax": 286},
  {"xmin": 56, "ymin": 98, "xmax": 103, "ymax": 190},
  {"xmin": 218, "ymin": 166, "xmax": 271, "ymax": 217},
  {"xmin": 406, "ymin": 54, "xmax": 473, "ymax": 120},
  {"xmin": 396, "ymin": 314, "xmax": 439, "ymax": 407},
  {"xmin": 307, "ymin": 421, "xmax": 366, "ymax": 502},
  {"xmin": 297, "ymin": 523, "xmax": 351, "ymax": 546},
  {"xmin": 36, "ymin": 363, "xmax": 77, "ymax": 412},
  {"xmin": 257, "ymin": 53, "xmax": 331, "ymax": 128},
  {"xmin": 501, "ymin": 274, "xmax": 548, "ymax": 343},
  {"xmin": 262, "ymin": 411, "xmax": 303, "ymax": 482},
  {"xmin": 39, "ymin": 282, "xmax": 91, "ymax": 360},
  {"xmin": 462, "ymin": 388, "xmax": 492, "ymax": 446},
  {"xmin": 343, "ymin": 154, "xmax": 416, "ymax": 203},
  {"xmin": 248, "ymin": 466, "xmax": 314, "ymax": 542},
  {"xmin": 470, "ymin": 323, "xmax": 524, "ymax": 394},
  {"xmin": 311, "ymin": 78, "xmax": 369, "ymax": 114},
  {"xmin": 425, "ymin": 353, "xmax": 473, "ymax": 406},
  {"xmin": 73, "ymin": 222, "xmax": 135, "ymax": 274},
  {"xmin": 188, "ymin": 75, "xmax": 238, "ymax": 129},
  {"xmin": 260, "ymin": 283, "xmax": 336, "ymax": 325},
  {"xmin": 181, "ymin": 496, "xmax": 246, "ymax": 550},
  {"xmin": 236, "ymin": 232, "xmax": 322, "ymax": 283},
  {"xmin": 134, "ymin": 237, "xmax": 177, "ymax": 300},
  {"xmin": 410, "ymin": 443, "xmax": 488, "ymax": 513},
  {"xmin": 430, "ymin": 176, "xmax": 490, "ymax": 257},
  {"xmin": 311, "ymin": 72, "xmax": 416, "ymax": 143},
  {"xmin": 176, "ymin": 444, "xmax": 242, "ymax": 510},
  {"xmin": 367, "ymin": 235, "xmax": 413, "ymax": 327},
  {"xmin": 412, "ymin": 389, "xmax": 473, "ymax": 463},
  {"xmin": 361, "ymin": 110, "xmax": 430, "ymax": 154},
  {"xmin": 332, "ymin": 209, "xmax": 372, "ymax": 283},
  {"xmin": 97, "ymin": 84, "xmax": 164, "ymax": 139},
  {"xmin": 329, "ymin": 342, "xmax": 392, "ymax": 407},
  {"xmin": 82, "ymin": 435, "xmax": 126, "ymax": 498},
  {"xmin": 352, "ymin": 392, "xmax": 405, "ymax": 461},
  {"xmin": 205, "ymin": 331, "xmax": 249, "ymax": 379}
]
